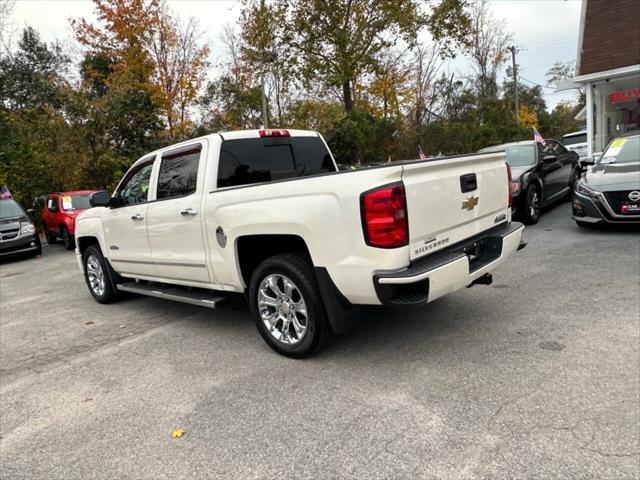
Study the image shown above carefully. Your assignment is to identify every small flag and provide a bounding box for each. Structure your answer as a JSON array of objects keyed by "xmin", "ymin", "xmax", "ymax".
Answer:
[
  {"xmin": 0, "ymin": 185, "xmax": 12, "ymax": 199},
  {"xmin": 418, "ymin": 145, "xmax": 427, "ymax": 160},
  {"xmin": 533, "ymin": 127, "xmax": 546, "ymax": 146}
]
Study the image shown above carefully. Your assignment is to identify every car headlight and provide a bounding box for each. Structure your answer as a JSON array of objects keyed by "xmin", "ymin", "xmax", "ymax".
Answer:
[
  {"xmin": 20, "ymin": 222, "xmax": 36, "ymax": 235},
  {"xmin": 575, "ymin": 180, "xmax": 598, "ymax": 198}
]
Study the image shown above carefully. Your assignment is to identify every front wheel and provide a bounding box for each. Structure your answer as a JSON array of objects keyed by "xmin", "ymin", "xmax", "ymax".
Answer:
[
  {"xmin": 61, "ymin": 226, "xmax": 75, "ymax": 250},
  {"xmin": 249, "ymin": 253, "xmax": 331, "ymax": 358},
  {"xmin": 522, "ymin": 185, "xmax": 541, "ymax": 225},
  {"xmin": 83, "ymin": 246, "xmax": 119, "ymax": 304}
]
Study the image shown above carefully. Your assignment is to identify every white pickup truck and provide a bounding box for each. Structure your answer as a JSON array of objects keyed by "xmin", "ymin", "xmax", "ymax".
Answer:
[{"xmin": 75, "ymin": 129, "xmax": 525, "ymax": 357}]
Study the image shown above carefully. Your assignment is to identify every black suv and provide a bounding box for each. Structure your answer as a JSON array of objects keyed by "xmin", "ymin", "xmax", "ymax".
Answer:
[{"xmin": 0, "ymin": 199, "xmax": 41, "ymax": 259}]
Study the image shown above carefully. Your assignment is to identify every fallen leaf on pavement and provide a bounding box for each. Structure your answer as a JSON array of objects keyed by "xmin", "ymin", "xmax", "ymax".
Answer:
[
  {"xmin": 118, "ymin": 324, "xmax": 127, "ymax": 329},
  {"xmin": 172, "ymin": 429, "xmax": 186, "ymax": 438},
  {"xmin": 85, "ymin": 321, "xmax": 94, "ymax": 325}
]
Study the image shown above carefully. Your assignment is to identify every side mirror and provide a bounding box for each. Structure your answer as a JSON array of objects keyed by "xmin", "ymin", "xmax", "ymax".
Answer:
[
  {"xmin": 542, "ymin": 155, "xmax": 557, "ymax": 163},
  {"xmin": 90, "ymin": 190, "xmax": 112, "ymax": 207},
  {"xmin": 580, "ymin": 158, "xmax": 595, "ymax": 167}
]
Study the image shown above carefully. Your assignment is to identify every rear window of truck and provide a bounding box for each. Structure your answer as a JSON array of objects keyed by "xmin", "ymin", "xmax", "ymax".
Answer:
[{"xmin": 217, "ymin": 136, "xmax": 335, "ymax": 188}]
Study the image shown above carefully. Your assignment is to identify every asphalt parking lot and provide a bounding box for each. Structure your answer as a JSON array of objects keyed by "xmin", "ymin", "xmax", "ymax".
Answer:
[{"xmin": 1, "ymin": 201, "xmax": 639, "ymax": 479}]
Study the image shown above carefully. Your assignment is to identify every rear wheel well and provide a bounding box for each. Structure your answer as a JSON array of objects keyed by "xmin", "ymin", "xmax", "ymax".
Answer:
[
  {"xmin": 77, "ymin": 236, "xmax": 100, "ymax": 256},
  {"xmin": 237, "ymin": 235, "xmax": 312, "ymax": 287}
]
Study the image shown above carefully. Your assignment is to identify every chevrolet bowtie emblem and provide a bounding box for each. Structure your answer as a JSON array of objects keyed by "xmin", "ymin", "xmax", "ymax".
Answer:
[{"xmin": 461, "ymin": 196, "xmax": 479, "ymax": 210}]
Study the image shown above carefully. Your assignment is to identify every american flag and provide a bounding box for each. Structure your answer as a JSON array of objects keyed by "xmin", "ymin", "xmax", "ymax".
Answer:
[
  {"xmin": 418, "ymin": 145, "xmax": 427, "ymax": 160},
  {"xmin": 533, "ymin": 127, "xmax": 546, "ymax": 146},
  {"xmin": 0, "ymin": 185, "xmax": 12, "ymax": 199}
]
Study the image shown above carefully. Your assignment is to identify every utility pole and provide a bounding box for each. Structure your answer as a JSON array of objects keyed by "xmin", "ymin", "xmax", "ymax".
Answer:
[
  {"xmin": 259, "ymin": 0, "xmax": 268, "ymax": 128},
  {"xmin": 261, "ymin": 71, "xmax": 268, "ymax": 128},
  {"xmin": 508, "ymin": 46, "xmax": 519, "ymax": 126}
]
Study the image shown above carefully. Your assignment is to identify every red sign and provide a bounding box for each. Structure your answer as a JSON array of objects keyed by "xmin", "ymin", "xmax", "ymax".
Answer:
[{"xmin": 610, "ymin": 88, "xmax": 640, "ymax": 104}]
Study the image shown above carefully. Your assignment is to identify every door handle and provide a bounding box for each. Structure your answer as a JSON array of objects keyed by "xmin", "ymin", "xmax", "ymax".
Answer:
[
  {"xmin": 180, "ymin": 208, "xmax": 198, "ymax": 216},
  {"xmin": 131, "ymin": 213, "xmax": 144, "ymax": 221}
]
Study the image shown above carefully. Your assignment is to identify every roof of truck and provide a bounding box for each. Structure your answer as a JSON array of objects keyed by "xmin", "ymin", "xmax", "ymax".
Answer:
[
  {"xmin": 562, "ymin": 130, "xmax": 587, "ymax": 138},
  {"xmin": 134, "ymin": 129, "xmax": 320, "ymax": 162},
  {"xmin": 478, "ymin": 141, "xmax": 535, "ymax": 152},
  {"xmin": 51, "ymin": 190, "xmax": 99, "ymax": 196},
  {"xmin": 219, "ymin": 129, "xmax": 318, "ymax": 140}
]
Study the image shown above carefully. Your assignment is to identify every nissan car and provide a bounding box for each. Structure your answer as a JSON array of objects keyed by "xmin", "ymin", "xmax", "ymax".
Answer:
[{"xmin": 572, "ymin": 133, "xmax": 640, "ymax": 227}]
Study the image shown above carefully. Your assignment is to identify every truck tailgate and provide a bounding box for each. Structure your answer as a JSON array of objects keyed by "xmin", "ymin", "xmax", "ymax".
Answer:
[{"xmin": 401, "ymin": 152, "xmax": 509, "ymax": 261}]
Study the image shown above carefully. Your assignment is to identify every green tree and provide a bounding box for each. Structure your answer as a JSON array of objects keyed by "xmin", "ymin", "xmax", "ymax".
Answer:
[
  {"xmin": 239, "ymin": 0, "xmax": 470, "ymax": 113},
  {"xmin": 0, "ymin": 27, "xmax": 78, "ymax": 206},
  {"xmin": 546, "ymin": 60, "xmax": 584, "ymax": 108}
]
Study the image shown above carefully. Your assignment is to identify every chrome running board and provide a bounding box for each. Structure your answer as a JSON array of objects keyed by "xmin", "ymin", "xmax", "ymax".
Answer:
[{"xmin": 117, "ymin": 281, "xmax": 227, "ymax": 309}]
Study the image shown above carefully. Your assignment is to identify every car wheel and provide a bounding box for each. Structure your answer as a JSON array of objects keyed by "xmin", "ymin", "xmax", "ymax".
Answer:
[
  {"xmin": 249, "ymin": 253, "xmax": 331, "ymax": 358},
  {"xmin": 522, "ymin": 185, "xmax": 541, "ymax": 225},
  {"xmin": 83, "ymin": 245, "xmax": 119, "ymax": 304},
  {"xmin": 45, "ymin": 230, "xmax": 56, "ymax": 244},
  {"xmin": 61, "ymin": 226, "xmax": 75, "ymax": 250}
]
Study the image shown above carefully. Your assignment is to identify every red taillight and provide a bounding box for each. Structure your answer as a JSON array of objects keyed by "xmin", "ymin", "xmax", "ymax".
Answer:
[
  {"xmin": 361, "ymin": 183, "xmax": 408, "ymax": 248},
  {"xmin": 259, "ymin": 129, "xmax": 290, "ymax": 137},
  {"xmin": 506, "ymin": 163, "xmax": 513, "ymax": 207}
]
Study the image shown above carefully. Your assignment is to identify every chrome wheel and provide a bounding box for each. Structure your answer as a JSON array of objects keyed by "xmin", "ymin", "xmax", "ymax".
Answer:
[
  {"xmin": 258, "ymin": 274, "xmax": 308, "ymax": 345},
  {"xmin": 530, "ymin": 190, "xmax": 540, "ymax": 220},
  {"xmin": 86, "ymin": 254, "xmax": 106, "ymax": 297}
]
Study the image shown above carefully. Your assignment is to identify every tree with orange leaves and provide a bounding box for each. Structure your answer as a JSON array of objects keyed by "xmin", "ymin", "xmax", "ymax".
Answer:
[
  {"xmin": 149, "ymin": 5, "xmax": 210, "ymax": 139},
  {"xmin": 72, "ymin": 0, "xmax": 209, "ymax": 140}
]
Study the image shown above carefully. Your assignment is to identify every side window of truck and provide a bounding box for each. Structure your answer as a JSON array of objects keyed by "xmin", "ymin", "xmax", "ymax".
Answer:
[
  {"xmin": 218, "ymin": 137, "xmax": 334, "ymax": 188},
  {"xmin": 156, "ymin": 146, "xmax": 201, "ymax": 200},
  {"xmin": 46, "ymin": 197, "xmax": 58, "ymax": 212},
  {"xmin": 117, "ymin": 159, "xmax": 154, "ymax": 206}
]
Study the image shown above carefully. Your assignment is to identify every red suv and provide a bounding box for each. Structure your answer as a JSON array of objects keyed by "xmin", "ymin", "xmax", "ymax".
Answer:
[{"xmin": 41, "ymin": 190, "xmax": 98, "ymax": 250}]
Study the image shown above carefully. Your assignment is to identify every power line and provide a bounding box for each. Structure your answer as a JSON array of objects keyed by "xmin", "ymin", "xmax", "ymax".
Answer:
[
  {"xmin": 520, "ymin": 38, "xmax": 577, "ymax": 50},
  {"xmin": 519, "ymin": 76, "xmax": 556, "ymax": 91}
]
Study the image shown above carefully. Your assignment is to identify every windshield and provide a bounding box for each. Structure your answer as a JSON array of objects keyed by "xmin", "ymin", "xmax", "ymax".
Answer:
[
  {"xmin": 0, "ymin": 199, "xmax": 25, "ymax": 219},
  {"xmin": 599, "ymin": 136, "xmax": 640, "ymax": 164},
  {"xmin": 562, "ymin": 134, "xmax": 587, "ymax": 146},
  {"xmin": 504, "ymin": 145, "xmax": 536, "ymax": 167},
  {"xmin": 61, "ymin": 194, "xmax": 92, "ymax": 211}
]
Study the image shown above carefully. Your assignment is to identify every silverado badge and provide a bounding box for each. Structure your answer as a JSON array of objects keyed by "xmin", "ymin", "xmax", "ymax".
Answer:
[{"xmin": 461, "ymin": 195, "xmax": 479, "ymax": 211}]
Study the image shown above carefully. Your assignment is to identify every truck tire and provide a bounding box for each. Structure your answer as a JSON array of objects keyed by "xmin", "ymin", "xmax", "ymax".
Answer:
[
  {"xmin": 522, "ymin": 185, "xmax": 541, "ymax": 225},
  {"xmin": 61, "ymin": 225, "xmax": 75, "ymax": 250},
  {"xmin": 249, "ymin": 253, "xmax": 331, "ymax": 358},
  {"xmin": 83, "ymin": 245, "xmax": 119, "ymax": 304}
]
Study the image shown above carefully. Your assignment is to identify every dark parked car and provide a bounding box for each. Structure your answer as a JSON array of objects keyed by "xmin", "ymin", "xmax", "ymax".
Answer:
[
  {"xmin": 0, "ymin": 199, "xmax": 42, "ymax": 259},
  {"xmin": 572, "ymin": 133, "xmax": 640, "ymax": 227},
  {"xmin": 479, "ymin": 139, "xmax": 580, "ymax": 224}
]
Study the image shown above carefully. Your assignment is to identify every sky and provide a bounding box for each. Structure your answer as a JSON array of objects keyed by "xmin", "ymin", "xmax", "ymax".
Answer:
[{"xmin": 8, "ymin": 0, "xmax": 583, "ymax": 109}]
